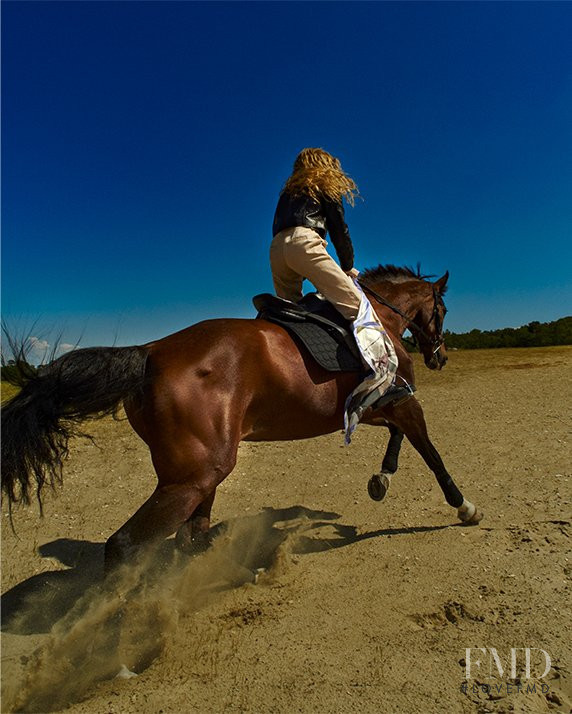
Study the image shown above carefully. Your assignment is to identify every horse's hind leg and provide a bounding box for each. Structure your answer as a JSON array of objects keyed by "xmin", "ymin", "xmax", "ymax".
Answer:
[
  {"xmin": 104, "ymin": 482, "xmax": 207, "ymax": 573},
  {"xmin": 175, "ymin": 489, "xmax": 216, "ymax": 554},
  {"xmin": 368, "ymin": 424, "xmax": 405, "ymax": 502},
  {"xmin": 104, "ymin": 436, "xmax": 238, "ymax": 573},
  {"xmin": 382, "ymin": 398, "xmax": 483, "ymax": 524}
]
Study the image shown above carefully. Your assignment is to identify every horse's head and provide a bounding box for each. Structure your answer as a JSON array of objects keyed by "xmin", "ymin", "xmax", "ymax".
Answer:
[
  {"xmin": 359, "ymin": 265, "xmax": 451, "ymax": 371},
  {"xmin": 411, "ymin": 271, "xmax": 449, "ymax": 370}
]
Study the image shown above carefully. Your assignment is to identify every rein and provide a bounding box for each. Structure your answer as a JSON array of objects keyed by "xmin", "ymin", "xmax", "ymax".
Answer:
[{"xmin": 357, "ymin": 279, "xmax": 444, "ymax": 354}]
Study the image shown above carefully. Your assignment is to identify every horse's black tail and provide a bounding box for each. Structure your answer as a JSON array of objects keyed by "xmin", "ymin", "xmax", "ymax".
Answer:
[{"xmin": 1, "ymin": 345, "xmax": 149, "ymax": 514}]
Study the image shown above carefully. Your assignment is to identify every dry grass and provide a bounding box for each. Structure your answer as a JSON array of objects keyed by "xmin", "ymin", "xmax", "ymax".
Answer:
[{"xmin": 1, "ymin": 381, "xmax": 20, "ymax": 404}]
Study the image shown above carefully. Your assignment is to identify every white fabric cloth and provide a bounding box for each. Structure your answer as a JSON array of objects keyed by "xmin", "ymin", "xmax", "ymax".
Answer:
[{"xmin": 344, "ymin": 280, "xmax": 398, "ymax": 443}]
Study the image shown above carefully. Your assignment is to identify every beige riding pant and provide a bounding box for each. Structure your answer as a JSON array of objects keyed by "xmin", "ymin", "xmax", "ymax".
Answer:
[{"xmin": 270, "ymin": 227, "xmax": 362, "ymax": 320}]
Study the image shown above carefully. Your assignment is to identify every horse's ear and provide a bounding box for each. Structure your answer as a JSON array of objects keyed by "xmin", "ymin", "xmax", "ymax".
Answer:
[{"xmin": 433, "ymin": 271, "xmax": 449, "ymax": 294}]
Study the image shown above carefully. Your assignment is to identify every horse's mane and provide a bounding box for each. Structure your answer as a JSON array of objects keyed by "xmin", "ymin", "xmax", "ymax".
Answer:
[{"xmin": 360, "ymin": 264, "xmax": 447, "ymax": 293}]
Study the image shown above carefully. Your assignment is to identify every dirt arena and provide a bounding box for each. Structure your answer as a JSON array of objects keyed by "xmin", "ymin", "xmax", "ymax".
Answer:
[{"xmin": 1, "ymin": 346, "xmax": 571, "ymax": 714}]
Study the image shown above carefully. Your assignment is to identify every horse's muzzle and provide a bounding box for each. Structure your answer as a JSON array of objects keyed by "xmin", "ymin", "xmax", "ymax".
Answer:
[{"xmin": 426, "ymin": 353, "xmax": 448, "ymax": 370}]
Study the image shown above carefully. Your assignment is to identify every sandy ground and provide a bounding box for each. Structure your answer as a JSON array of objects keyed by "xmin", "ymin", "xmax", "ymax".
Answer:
[{"xmin": 1, "ymin": 346, "xmax": 571, "ymax": 714}]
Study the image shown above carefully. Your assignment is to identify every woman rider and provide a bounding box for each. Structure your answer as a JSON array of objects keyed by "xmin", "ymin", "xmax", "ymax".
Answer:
[{"xmin": 270, "ymin": 147, "xmax": 401, "ymax": 440}]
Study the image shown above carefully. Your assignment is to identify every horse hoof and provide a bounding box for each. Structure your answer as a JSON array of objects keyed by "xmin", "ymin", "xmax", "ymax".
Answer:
[
  {"xmin": 175, "ymin": 528, "xmax": 213, "ymax": 556},
  {"xmin": 459, "ymin": 508, "xmax": 484, "ymax": 526},
  {"xmin": 368, "ymin": 473, "xmax": 390, "ymax": 502},
  {"xmin": 115, "ymin": 664, "xmax": 138, "ymax": 679}
]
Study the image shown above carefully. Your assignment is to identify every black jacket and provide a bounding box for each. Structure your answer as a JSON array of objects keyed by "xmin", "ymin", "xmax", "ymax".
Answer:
[{"xmin": 272, "ymin": 191, "xmax": 354, "ymax": 272}]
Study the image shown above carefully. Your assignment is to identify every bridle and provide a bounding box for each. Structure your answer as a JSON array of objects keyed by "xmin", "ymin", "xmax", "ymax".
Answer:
[
  {"xmin": 357, "ymin": 279, "xmax": 446, "ymax": 356},
  {"xmin": 358, "ymin": 280, "xmax": 445, "ymax": 356}
]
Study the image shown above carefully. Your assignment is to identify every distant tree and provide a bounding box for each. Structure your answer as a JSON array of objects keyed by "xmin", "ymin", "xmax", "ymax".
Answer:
[
  {"xmin": 1, "ymin": 359, "xmax": 36, "ymax": 383},
  {"xmin": 442, "ymin": 316, "xmax": 571, "ymax": 350}
]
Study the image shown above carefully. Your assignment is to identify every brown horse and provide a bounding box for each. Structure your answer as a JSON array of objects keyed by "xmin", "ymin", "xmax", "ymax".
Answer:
[{"xmin": 1, "ymin": 265, "xmax": 482, "ymax": 573}]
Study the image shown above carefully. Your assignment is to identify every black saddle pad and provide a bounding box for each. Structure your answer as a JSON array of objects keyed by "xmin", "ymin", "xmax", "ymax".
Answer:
[{"xmin": 253, "ymin": 293, "xmax": 364, "ymax": 373}]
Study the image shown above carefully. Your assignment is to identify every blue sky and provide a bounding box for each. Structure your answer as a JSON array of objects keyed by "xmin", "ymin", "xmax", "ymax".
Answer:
[{"xmin": 2, "ymin": 1, "xmax": 571, "ymax": 358}]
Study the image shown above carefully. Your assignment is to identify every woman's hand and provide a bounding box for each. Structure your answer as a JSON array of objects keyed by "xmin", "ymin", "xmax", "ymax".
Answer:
[{"xmin": 345, "ymin": 268, "xmax": 360, "ymax": 279}]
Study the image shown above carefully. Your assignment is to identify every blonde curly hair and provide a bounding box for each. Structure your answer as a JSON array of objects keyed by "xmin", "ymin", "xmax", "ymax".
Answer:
[{"xmin": 282, "ymin": 148, "xmax": 359, "ymax": 207}]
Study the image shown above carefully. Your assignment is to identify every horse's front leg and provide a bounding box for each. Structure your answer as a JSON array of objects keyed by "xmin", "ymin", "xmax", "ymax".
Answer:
[
  {"xmin": 365, "ymin": 342, "xmax": 415, "ymax": 501},
  {"xmin": 379, "ymin": 398, "xmax": 483, "ymax": 524},
  {"xmin": 367, "ymin": 423, "xmax": 405, "ymax": 502}
]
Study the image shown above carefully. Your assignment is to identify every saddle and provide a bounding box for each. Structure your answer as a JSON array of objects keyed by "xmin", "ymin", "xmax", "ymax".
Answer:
[
  {"xmin": 253, "ymin": 292, "xmax": 416, "ymax": 414},
  {"xmin": 253, "ymin": 292, "xmax": 364, "ymax": 373}
]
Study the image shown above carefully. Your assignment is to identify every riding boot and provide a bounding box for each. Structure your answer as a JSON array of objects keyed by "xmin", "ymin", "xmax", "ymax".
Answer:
[{"xmin": 344, "ymin": 284, "xmax": 400, "ymax": 443}]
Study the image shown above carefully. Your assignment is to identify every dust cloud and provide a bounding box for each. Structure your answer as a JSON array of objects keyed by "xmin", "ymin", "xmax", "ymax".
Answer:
[{"xmin": 2, "ymin": 508, "xmax": 327, "ymax": 713}]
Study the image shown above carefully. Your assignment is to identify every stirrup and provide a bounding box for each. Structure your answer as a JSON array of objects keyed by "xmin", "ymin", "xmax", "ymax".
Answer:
[
  {"xmin": 369, "ymin": 383, "xmax": 415, "ymax": 411},
  {"xmin": 352, "ymin": 383, "xmax": 415, "ymax": 422}
]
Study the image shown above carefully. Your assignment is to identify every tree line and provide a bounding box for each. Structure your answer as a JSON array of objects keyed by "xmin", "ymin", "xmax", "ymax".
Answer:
[{"xmin": 441, "ymin": 316, "xmax": 572, "ymax": 350}]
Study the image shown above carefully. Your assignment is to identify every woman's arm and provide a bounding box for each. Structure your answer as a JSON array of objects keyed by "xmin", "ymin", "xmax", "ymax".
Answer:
[{"xmin": 323, "ymin": 198, "xmax": 354, "ymax": 272}]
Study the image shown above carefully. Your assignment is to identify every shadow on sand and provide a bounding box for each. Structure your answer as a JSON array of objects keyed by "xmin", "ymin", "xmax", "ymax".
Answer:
[
  {"xmin": 1, "ymin": 505, "xmax": 462, "ymax": 713},
  {"xmin": 1, "ymin": 505, "xmax": 455, "ymax": 637}
]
